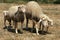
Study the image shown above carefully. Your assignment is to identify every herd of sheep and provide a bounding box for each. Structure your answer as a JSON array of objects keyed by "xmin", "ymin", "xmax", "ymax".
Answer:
[{"xmin": 3, "ymin": 1, "xmax": 53, "ymax": 35}]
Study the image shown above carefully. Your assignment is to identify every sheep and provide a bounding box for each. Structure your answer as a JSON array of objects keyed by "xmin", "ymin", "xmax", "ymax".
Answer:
[
  {"xmin": 3, "ymin": 10, "xmax": 11, "ymax": 27},
  {"xmin": 24, "ymin": 1, "xmax": 53, "ymax": 35},
  {"xmin": 24, "ymin": 1, "xmax": 44, "ymax": 35},
  {"xmin": 3, "ymin": 5, "xmax": 26, "ymax": 33},
  {"xmin": 8, "ymin": 5, "xmax": 26, "ymax": 33},
  {"xmin": 12, "ymin": 7, "xmax": 25, "ymax": 33}
]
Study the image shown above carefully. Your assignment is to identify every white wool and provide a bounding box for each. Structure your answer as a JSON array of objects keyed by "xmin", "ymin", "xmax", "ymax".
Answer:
[
  {"xmin": 8, "ymin": 5, "xmax": 26, "ymax": 17},
  {"xmin": 8, "ymin": 6, "xmax": 19, "ymax": 16},
  {"xmin": 26, "ymin": 1, "xmax": 43, "ymax": 18}
]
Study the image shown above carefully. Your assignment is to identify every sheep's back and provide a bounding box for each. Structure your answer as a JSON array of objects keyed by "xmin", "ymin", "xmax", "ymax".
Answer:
[
  {"xmin": 26, "ymin": 1, "xmax": 43, "ymax": 18},
  {"xmin": 8, "ymin": 6, "xmax": 19, "ymax": 17}
]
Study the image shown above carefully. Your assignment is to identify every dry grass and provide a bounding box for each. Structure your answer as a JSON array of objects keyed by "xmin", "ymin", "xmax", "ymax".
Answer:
[{"xmin": 0, "ymin": 3, "xmax": 60, "ymax": 40}]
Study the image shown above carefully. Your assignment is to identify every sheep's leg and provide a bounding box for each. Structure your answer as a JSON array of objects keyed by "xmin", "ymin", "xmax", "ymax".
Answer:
[
  {"xmin": 9, "ymin": 20, "xmax": 11, "ymax": 26},
  {"xmin": 13, "ymin": 21, "xmax": 14, "ymax": 28},
  {"xmin": 32, "ymin": 20, "xmax": 39, "ymax": 35},
  {"xmin": 20, "ymin": 22, "xmax": 23, "ymax": 33},
  {"xmin": 26, "ymin": 19, "xmax": 29, "ymax": 29},
  {"xmin": 33, "ymin": 21, "xmax": 35, "ymax": 28},
  {"xmin": 39, "ymin": 22, "xmax": 42, "ymax": 31},
  {"xmin": 31, "ymin": 20, "xmax": 35, "ymax": 32},
  {"xmin": 4, "ymin": 16, "xmax": 6, "ymax": 27},
  {"xmin": 46, "ymin": 26, "xmax": 49, "ymax": 32},
  {"xmin": 35, "ymin": 24, "xmax": 39, "ymax": 35},
  {"xmin": 4, "ymin": 17, "xmax": 8, "ymax": 30},
  {"xmin": 35, "ymin": 21, "xmax": 39, "ymax": 35},
  {"xmin": 14, "ymin": 22, "xmax": 18, "ymax": 33},
  {"xmin": 41, "ymin": 24, "xmax": 44, "ymax": 33},
  {"xmin": 4, "ymin": 17, "xmax": 6, "ymax": 27}
]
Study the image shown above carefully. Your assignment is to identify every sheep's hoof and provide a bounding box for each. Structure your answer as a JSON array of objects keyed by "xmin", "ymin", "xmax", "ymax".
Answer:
[
  {"xmin": 37, "ymin": 33, "xmax": 39, "ymax": 35},
  {"xmin": 16, "ymin": 32, "xmax": 18, "ymax": 34},
  {"xmin": 16, "ymin": 31, "xmax": 18, "ymax": 34},
  {"xmin": 31, "ymin": 28, "xmax": 34, "ymax": 32}
]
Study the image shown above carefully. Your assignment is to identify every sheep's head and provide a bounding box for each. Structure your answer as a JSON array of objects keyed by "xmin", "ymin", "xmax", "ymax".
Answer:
[
  {"xmin": 41, "ymin": 17, "xmax": 53, "ymax": 26},
  {"xmin": 18, "ymin": 4, "xmax": 26, "ymax": 13},
  {"xmin": 39, "ymin": 18, "xmax": 53, "ymax": 27},
  {"xmin": 3, "ymin": 11, "xmax": 9, "ymax": 16}
]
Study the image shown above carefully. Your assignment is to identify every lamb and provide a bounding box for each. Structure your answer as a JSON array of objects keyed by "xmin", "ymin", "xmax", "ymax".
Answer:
[
  {"xmin": 3, "ymin": 10, "xmax": 11, "ymax": 27},
  {"xmin": 24, "ymin": 1, "xmax": 53, "ymax": 35},
  {"xmin": 3, "ymin": 5, "xmax": 26, "ymax": 33}
]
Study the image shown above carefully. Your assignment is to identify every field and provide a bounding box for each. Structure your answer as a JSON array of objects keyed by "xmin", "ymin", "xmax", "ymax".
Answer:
[{"xmin": 0, "ymin": 3, "xmax": 60, "ymax": 40}]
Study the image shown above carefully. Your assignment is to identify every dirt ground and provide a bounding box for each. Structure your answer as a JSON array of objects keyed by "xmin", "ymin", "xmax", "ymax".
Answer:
[{"xmin": 0, "ymin": 3, "xmax": 60, "ymax": 40}]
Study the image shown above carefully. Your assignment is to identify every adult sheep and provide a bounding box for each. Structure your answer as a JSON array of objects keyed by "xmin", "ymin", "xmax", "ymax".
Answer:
[
  {"xmin": 3, "ymin": 5, "xmax": 26, "ymax": 33},
  {"xmin": 24, "ymin": 1, "xmax": 44, "ymax": 35},
  {"xmin": 24, "ymin": 1, "xmax": 53, "ymax": 35}
]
